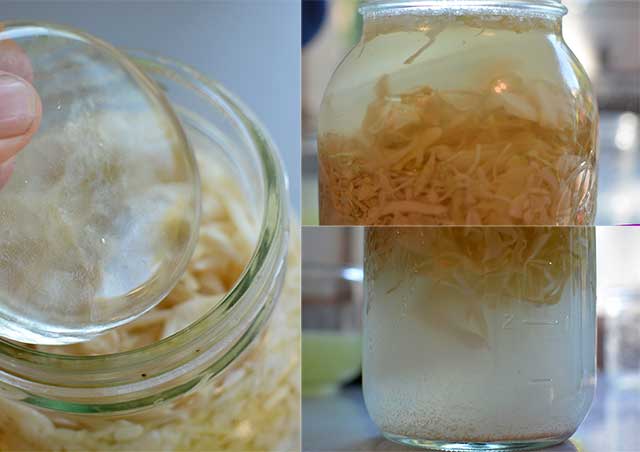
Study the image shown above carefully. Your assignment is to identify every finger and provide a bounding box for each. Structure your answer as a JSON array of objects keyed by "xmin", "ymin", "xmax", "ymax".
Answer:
[
  {"xmin": 0, "ymin": 71, "xmax": 42, "ymax": 164},
  {"xmin": 0, "ymin": 39, "xmax": 34, "ymax": 84},
  {"xmin": 0, "ymin": 25, "xmax": 34, "ymax": 83}
]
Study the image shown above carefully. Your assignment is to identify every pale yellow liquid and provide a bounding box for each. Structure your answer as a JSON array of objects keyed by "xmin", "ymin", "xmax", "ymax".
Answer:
[{"xmin": 318, "ymin": 15, "xmax": 597, "ymax": 226}]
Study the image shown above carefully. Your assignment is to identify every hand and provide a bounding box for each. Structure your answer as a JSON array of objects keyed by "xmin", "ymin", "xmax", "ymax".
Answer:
[{"xmin": 0, "ymin": 30, "xmax": 43, "ymax": 189}]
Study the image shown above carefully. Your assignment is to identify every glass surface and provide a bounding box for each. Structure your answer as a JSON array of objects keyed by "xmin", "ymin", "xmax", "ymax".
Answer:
[
  {"xmin": 363, "ymin": 226, "xmax": 597, "ymax": 449},
  {"xmin": 317, "ymin": 4, "xmax": 598, "ymax": 225},
  {"xmin": 0, "ymin": 50, "xmax": 289, "ymax": 416},
  {"xmin": 0, "ymin": 50, "xmax": 293, "ymax": 448},
  {"xmin": 0, "ymin": 23, "xmax": 200, "ymax": 344}
]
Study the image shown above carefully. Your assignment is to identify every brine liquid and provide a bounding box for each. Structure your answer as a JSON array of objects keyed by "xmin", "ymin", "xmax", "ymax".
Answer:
[
  {"xmin": 363, "ymin": 227, "xmax": 596, "ymax": 442},
  {"xmin": 318, "ymin": 14, "xmax": 597, "ymax": 225}
]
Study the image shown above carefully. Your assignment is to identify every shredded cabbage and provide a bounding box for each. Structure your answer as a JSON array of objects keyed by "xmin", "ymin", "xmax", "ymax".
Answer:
[
  {"xmin": 366, "ymin": 227, "xmax": 591, "ymax": 306},
  {"xmin": 365, "ymin": 226, "xmax": 594, "ymax": 345},
  {"xmin": 319, "ymin": 17, "xmax": 597, "ymax": 226},
  {"xmin": 0, "ymin": 154, "xmax": 300, "ymax": 451}
]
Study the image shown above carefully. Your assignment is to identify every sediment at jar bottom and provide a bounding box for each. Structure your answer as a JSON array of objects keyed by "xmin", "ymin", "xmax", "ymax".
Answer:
[
  {"xmin": 362, "ymin": 227, "xmax": 596, "ymax": 443},
  {"xmin": 0, "ymin": 147, "xmax": 301, "ymax": 451},
  {"xmin": 384, "ymin": 428, "xmax": 575, "ymax": 445}
]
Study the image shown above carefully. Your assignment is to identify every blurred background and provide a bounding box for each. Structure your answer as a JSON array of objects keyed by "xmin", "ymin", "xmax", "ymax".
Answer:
[
  {"xmin": 3, "ymin": 0, "xmax": 301, "ymax": 212},
  {"xmin": 301, "ymin": 0, "xmax": 640, "ymax": 225},
  {"xmin": 302, "ymin": 226, "xmax": 640, "ymax": 451},
  {"xmin": 302, "ymin": 227, "xmax": 363, "ymax": 397}
]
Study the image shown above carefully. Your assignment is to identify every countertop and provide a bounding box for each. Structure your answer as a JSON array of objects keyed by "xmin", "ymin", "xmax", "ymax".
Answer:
[{"xmin": 302, "ymin": 374, "xmax": 640, "ymax": 452}]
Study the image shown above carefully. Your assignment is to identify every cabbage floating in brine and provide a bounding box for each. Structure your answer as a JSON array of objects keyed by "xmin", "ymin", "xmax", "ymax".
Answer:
[
  {"xmin": 365, "ymin": 227, "xmax": 594, "ymax": 345},
  {"xmin": 318, "ymin": 15, "xmax": 597, "ymax": 225}
]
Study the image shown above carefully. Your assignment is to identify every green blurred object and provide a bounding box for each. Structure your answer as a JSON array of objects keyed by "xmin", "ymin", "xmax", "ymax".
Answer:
[
  {"xmin": 302, "ymin": 176, "xmax": 319, "ymax": 226},
  {"xmin": 339, "ymin": 0, "xmax": 363, "ymax": 46},
  {"xmin": 302, "ymin": 142, "xmax": 319, "ymax": 226},
  {"xmin": 302, "ymin": 330, "xmax": 362, "ymax": 397}
]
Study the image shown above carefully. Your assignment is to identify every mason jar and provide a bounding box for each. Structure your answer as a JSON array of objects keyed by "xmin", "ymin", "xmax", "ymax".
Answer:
[
  {"xmin": 363, "ymin": 226, "xmax": 596, "ymax": 450},
  {"xmin": 318, "ymin": 0, "xmax": 599, "ymax": 226},
  {"xmin": 0, "ymin": 51, "xmax": 299, "ymax": 451}
]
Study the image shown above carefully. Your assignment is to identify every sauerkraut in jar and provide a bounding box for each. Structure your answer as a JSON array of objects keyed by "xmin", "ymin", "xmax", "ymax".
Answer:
[
  {"xmin": 0, "ymin": 53, "xmax": 298, "ymax": 452},
  {"xmin": 363, "ymin": 226, "xmax": 596, "ymax": 450},
  {"xmin": 318, "ymin": 0, "xmax": 598, "ymax": 225}
]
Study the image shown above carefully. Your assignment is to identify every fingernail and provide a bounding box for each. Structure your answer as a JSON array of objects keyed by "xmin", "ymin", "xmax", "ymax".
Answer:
[{"xmin": 0, "ymin": 74, "xmax": 37, "ymax": 139}]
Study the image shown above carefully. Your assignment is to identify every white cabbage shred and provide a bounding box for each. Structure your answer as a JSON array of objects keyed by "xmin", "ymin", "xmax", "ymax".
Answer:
[
  {"xmin": 0, "ymin": 154, "xmax": 300, "ymax": 451},
  {"xmin": 366, "ymin": 227, "xmax": 593, "ymax": 345},
  {"xmin": 319, "ymin": 15, "xmax": 597, "ymax": 226}
]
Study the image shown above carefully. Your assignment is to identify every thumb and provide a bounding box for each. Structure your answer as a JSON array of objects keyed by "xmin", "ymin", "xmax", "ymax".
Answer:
[
  {"xmin": 0, "ymin": 71, "xmax": 41, "ymax": 161},
  {"xmin": 0, "ymin": 71, "xmax": 41, "ymax": 188}
]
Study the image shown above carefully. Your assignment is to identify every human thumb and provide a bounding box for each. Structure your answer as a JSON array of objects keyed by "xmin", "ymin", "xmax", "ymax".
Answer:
[{"xmin": 0, "ymin": 71, "xmax": 41, "ymax": 188}]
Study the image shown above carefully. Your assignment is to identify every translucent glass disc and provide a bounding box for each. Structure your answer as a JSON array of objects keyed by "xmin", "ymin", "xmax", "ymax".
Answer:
[{"xmin": 0, "ymin": 23, "xmax": 200, "ymax": 344}]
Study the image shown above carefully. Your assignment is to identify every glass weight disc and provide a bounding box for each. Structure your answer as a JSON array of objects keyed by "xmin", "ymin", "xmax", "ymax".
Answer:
[{"xmin": 0, "ymin": 23, "xmax": 201, "ymax": 344}]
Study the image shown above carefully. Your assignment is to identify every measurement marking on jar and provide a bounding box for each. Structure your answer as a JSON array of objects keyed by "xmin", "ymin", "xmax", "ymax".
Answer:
[
  {"xmin": 502, "ymin": 314, "xmax": 514, "ymax": 329},
  {"xmin": 522, "ymin": 319, "xmax": 560, "ymax": 326},
  {"xmin": 529, "ymin": 378, "xmax": 553, "ymax": 384}
]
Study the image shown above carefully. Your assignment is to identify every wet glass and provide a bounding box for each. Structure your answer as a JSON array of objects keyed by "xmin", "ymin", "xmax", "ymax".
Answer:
[
  {"xmin": 0, "ymin": 23, "xmax": 200, "ymax": 344},
  {"xmin": 363, "ymin": 226, "xmax": 597, "ymax": 451},
  {"xmin": 317, "ymin": 1, "xmax": 598, "ymax": 226}
]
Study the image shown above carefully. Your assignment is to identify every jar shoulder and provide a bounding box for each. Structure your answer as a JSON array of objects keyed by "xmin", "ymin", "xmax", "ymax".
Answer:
[{"xmin": 320, "ymin": 29, "xmax": 597, "ymax": 136}]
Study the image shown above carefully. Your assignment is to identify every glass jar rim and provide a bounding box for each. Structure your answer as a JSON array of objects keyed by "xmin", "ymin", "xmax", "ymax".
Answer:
[
  {"xmin": 359, "ymin": 0, "xmax": 568, "ymax": 17},
  {"xmin": 0, "ymin": 24, "xmax": 289, "ymax": 412}
]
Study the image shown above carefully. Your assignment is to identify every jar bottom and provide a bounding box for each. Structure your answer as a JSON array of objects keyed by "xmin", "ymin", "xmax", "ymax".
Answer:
[{"xmin": 382, "ymin": 432, "xmax": 570, "ymax": 451}]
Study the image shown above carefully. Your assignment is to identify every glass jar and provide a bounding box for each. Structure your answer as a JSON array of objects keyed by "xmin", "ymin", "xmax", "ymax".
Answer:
[
  {"xmin": 318, "ymin": 0, "xmax": 599, "ymax": 226},
  {"xmin": 363, "ymin": 226, "xmax": 596, "ymax": 450},
  {"xmin": 0, "ymin": 51, "xmax": 298, "ymax": 451}
]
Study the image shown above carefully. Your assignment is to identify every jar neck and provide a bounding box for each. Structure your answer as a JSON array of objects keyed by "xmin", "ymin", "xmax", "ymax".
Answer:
[
  {"xmin": 360, "ymin": 1, "xmax": 565, "ymax": 41},
  {"xmin": 360, "ymin": 0, "xmax": 567, "ymax": 17}
]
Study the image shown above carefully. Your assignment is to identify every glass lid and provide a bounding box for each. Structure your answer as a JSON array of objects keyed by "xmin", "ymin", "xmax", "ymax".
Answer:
[{"xmin": 0, "ymin": 22, "xmax": 201, "ymax": 345}]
